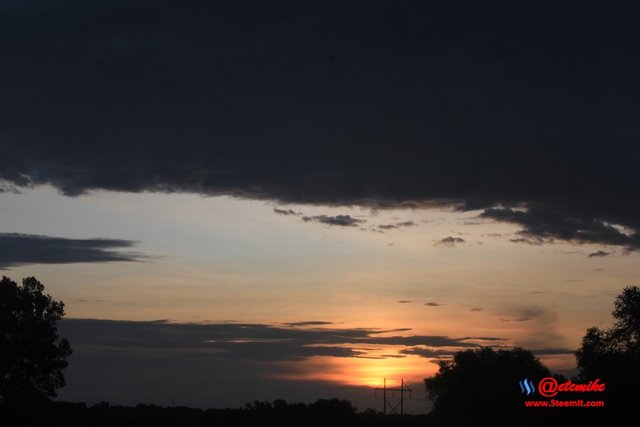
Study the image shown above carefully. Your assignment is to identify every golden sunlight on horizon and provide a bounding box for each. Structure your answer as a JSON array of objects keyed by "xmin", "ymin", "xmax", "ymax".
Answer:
[{"xmin": 273, "ymin": 354, "xmax": 439, "ymax": 388}]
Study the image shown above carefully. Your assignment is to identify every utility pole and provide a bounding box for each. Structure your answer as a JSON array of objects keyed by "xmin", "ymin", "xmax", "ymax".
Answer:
[
  {"xmin": 383, "ymin": 378, "xmax": 387, "ymax": 414},
  {"xmin": 375, "ymin": 378, "xmax": 412, "ymax": 415}
]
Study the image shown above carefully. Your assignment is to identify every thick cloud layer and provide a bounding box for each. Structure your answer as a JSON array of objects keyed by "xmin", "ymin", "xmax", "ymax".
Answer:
[
  {"xmin": 59, "ymin": 319, "xmax": 502, "ymax": 362},
  {"xmin": 0, "ymin": 233, "xmax": 144, "ymax": 269},
  {"xmin": 1, "ymin": 2, "xmax": 639, "ymax": 247},
  {"xmin": 59, "ymin": 318, "xmax": 459, "ymax": 409}
]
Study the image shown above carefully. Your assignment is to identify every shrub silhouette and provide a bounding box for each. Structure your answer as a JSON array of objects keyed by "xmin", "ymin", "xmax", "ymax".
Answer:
[{"xmin": 0, "ymin": 276, "xmax": 72, "ymax": 407}]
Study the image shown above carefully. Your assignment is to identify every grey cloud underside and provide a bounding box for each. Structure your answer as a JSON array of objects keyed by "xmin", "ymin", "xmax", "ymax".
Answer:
[
  {"xmin": 59, "ymin": 319, "xmax": 507, "ymax": 362},
  {"xmin": 1, "ymin": 2, "xmax": 639, "ymax": 248},
  {"xmin": 0, "ymin": 233, "xmax": 144, "ymax": 269},
  {"xmin": 482, "ymin": 207, "xmax": 640, "ymax": 250}
]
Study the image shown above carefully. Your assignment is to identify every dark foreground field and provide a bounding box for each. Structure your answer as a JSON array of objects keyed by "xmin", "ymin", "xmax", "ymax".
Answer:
[
  {"xmin": 1, "ymin": 398, "xmax": 620, "ymax": 427},
  {"xmin": 2, "ymin": 399, "xmax": 429, "ymax": 427}
]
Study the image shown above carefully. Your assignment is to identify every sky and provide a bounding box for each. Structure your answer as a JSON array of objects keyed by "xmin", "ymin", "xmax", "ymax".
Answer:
[{"xmin": 1, "ymin": 1, "xmax": 639, "ymax": 414}]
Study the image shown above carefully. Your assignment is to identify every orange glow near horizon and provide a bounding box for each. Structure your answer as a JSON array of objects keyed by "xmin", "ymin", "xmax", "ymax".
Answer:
[{"xmin": 274, "ymin": 353, "xmax": 439, "ymax": 388}]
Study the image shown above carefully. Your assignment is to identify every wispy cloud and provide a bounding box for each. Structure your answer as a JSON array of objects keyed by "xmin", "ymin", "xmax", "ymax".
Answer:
[
  {"xmin": 499, "ymin": 306, "xmax": 547, "ymax": 323},
  {"xmin": 378, "ymin": 221, "xmax": 416, "ymax": 230},
  {"xmin": 283, "ymin": 321, "xmax": 335, "ymax": 327},
  {"xmin": 273, "ymin": 207, "xmax": 302, "ymax": 216},
  {"xmin": 497, "ymin": 305, "xmax": 565, "ymax": 350},
  {"xmin": 509, "ymin": 237, "xmax": 546, "ymax": 245},
  {"xmin": 302, "ymin": 215, "xmax": 365, "ymax": 227},
  {"xmin": 588, "ymin": 250, "xmax": 610, "ymax": 258},
  {"xmin": 435, "ymin": 236, "xmax": 465, "ymax": 247}
]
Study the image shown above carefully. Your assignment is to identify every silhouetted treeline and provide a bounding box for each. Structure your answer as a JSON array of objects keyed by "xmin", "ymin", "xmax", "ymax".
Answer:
[
  {"xmin": 1, "ymin": 397, "xmax": 626, "ymax": 427},
  {"xmin": 420, "ymin": 286, "xmax": 640, "ymax": 426},
  {"xmin": 1, "ymin": 399, "xmax": 430, "ymax": 427}
]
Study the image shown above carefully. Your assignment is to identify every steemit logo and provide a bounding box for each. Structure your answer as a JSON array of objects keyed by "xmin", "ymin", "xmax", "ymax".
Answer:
[{"xmin": 519, "ymin": 378, "xmax": 536, "ymax": 395}]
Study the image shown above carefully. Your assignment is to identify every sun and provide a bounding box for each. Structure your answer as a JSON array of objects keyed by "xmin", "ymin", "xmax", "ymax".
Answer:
[{"xmin": 274, "ymin": 353, "xmax": 438, "ymax": 389}]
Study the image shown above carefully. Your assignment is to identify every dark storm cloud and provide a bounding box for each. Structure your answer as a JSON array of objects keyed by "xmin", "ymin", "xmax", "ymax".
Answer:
[
  {"xmin": 58, "ymin": 319, "xmax": 506, "ymax": 363},
  {"xmin": 588, "ymin": 250, "xmax": 611, "ymax": 258},
  {"xmin": 0, "ymin": 233, "xmax": 145, "ymax": 269},
  {"xmin": 302, "ymin": 215, "xmax": 364, "ymax": 227},
  {"xmin": 2, "ymin": 2, "xmax": 640, "ymax": 248},
  {"xmin": 378, "ymin": 221, "xmax": 416, "ymax": 230}
]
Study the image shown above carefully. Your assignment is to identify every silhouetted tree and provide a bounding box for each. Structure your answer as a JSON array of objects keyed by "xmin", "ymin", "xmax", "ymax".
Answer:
[
  {"xmin": 0, "ymin": 276, "xmax": 72, "ymax": 407},
  {"xmin": 576, "ymin": 285, "xmax": 640, "ymax": 410},
  {"xmin": 425, "ymin": 347, "xmax": 550, "ymax": 424}
]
